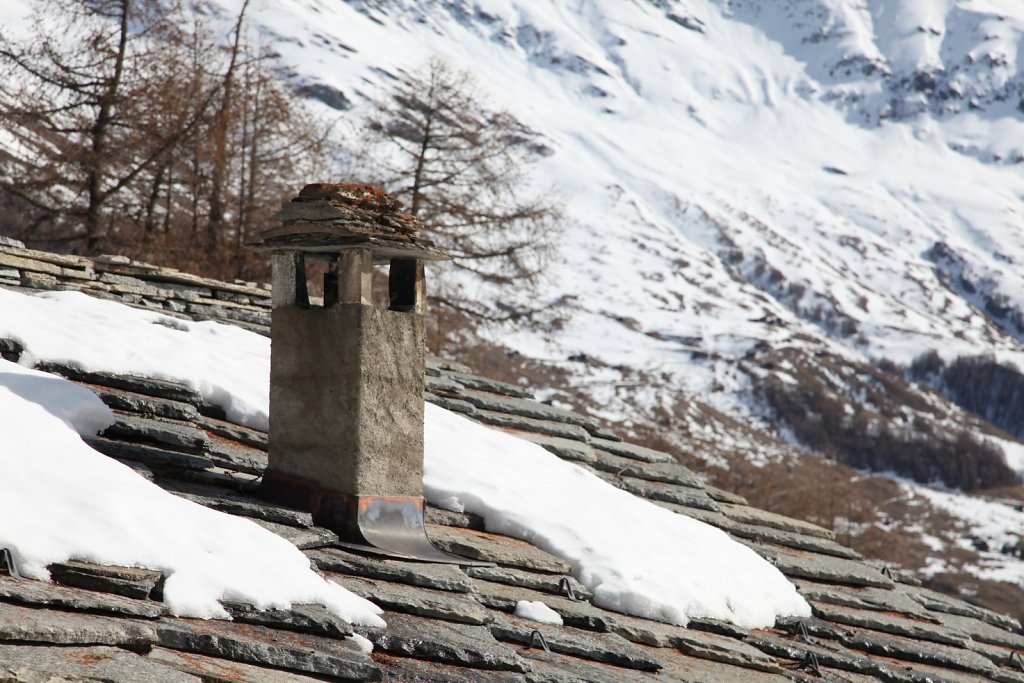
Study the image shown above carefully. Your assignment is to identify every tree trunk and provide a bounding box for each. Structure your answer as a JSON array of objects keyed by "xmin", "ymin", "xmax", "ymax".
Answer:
[{"xmin": 85, "ymin": 0, "xmax": 131, "ymax": 253}]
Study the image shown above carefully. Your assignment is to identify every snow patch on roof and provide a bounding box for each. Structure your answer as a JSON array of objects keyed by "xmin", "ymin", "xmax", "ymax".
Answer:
[{"xmin": 0, "ymin": 358, "xmax": 383, "ymax": 625}]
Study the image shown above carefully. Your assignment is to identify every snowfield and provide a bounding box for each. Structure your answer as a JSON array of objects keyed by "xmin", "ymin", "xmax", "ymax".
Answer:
[{"xmin": 0, "ymin": 288, "xmax": 810, "ymax": 628}]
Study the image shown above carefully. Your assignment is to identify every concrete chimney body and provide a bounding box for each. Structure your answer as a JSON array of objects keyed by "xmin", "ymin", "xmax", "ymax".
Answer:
[{"xmin": 248, "ymin": 183, "xmax": 478, "ymax": 563}]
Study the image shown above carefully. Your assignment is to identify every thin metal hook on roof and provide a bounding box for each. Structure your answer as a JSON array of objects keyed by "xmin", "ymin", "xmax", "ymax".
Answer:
[
  {"xmin": 529, "ymin": 629, "xmax": 551, "ymax": 653},
  {"xmin": 798, "ymin": 621, "xmax": 812, "ymax": 644},
  {"xmin": 800, "ymin": 651, "xmax": 822, "ymax": 677},
  {"xmin": 0, "ymin": 548, "xmax": 21, "ymax": 580},
  {"xmin": 881, "ymin": 565, "xmax": 895, "ymax": 580},
  {"xmin": 559, "ymin": 577, "xmax": 583, "ymax": 602},
  {"xmin": 1010, "ymin": 650, "xmax": 1024, "ymax": 671}
]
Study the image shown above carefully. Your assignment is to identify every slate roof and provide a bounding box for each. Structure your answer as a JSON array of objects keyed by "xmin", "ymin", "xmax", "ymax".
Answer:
[{"xmin": 3, "ymin": 240, "xmax": 1024, "ymax": 682}]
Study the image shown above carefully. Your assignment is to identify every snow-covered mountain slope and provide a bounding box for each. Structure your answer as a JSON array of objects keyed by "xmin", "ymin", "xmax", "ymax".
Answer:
[{"xmin": 212, "ymin": 0, "xmax": 1024, "ymax": 439}]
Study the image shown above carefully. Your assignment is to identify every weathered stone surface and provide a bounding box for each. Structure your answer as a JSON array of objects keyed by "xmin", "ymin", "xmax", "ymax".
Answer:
[
  {"xmin": 307, "ymin": 548, "xmax": 474, "ymax": 593},
  {"xmin": 471, "ymin": 579, "xmax": 614, "ymax": 632},
  {"xmin": 0, "ymin": 251, "xmax": 62, "ymax": 275},
  {"xmin": 475, "ymin": 408, "xmax": 592, "ymax": 442},
  {"xmin": 701, "ymin": 484, "xmax": 749, "ymax": 506},
  {"xmin": 358, "ymin": 612, "xmax": 528, "ymax": 673},
  {"xmin": 94, "ymin": 386, "xmax": 200, "ymax": 422},
  {"xmin": 490, "ymin": 614, "xmax": 662, "ymax": 671},
  {"xmin": 717, "ymin": 503, "xmax": 835, "ymax": 540},
  {"xmin": 172, "ymin": 465, "xmax": 261, "ymax": 490},
  {"xmin": 863, "ymin": 560, "xmax": 921, "ymax": 586},
  {"xmin": 438, "ymin": 370, "xmax": 533, "ymax": 399},
  {"xmin": 426, "ymin": 524, "xmax": 573, "ymax": 574},
  {"xmin": 793, "ymin": 582, "xmax": 934, "ymax": 621},
  {"xmin": 425, "ymin": 393, "xmax": 478, "ymax": 416},
  {"xmin": 49, "ymin": 561, "xmax": 164, "ymax": 600},
  {"xmin": 841, "ymin": 628, "xmax": 1000, "ymax": 678},
  {"xmin": 222, "ymin": 602, "xmax": 352, "ymax": 639},
  {"xmin": 335, "ymin": 574, "xmax": 492, "ymax": 625},
  {"xmin": 0, "ymin": 575, "xmax": 162, "ymax": 619},
  {"xmin": 466, "ymin": 566, "xmax": 593, "ymax": 602},
  {"xmin": 766, "ymin": 546, "xmax": 894, "ymax": 589},
  {"xmin": 424, "ymin": 374, "xmax": 466, "ymax": 395},
  {"xmin": 514, "ymin": 431, "xmax": 597, "ymax": 464},
  {"xmin": 608, "ymin": 613, "xmax": 783, "ymax": 675},
  {"xmin": 424, "ymin": 504, "xmax": 486, "ymax": 530},
  {"xmin": 609, "ymin": 613, "xmax": 688, "ymax": 648},
  {"xmin": 0, "ymin": 602, "xmax": 157, "ymax": 647},
  {"xmin": 0, "ymin": 338, "xmax": 23, "ymax": 362},
  {"xmin": 810, "ymin": 602, "xmax": 969, "ymax": 648},
  {"xmin": 666, "ymin": 504, "xmax": 736, "ymax": 531},
  {"xmin": 603, "ymin": 474, "xmax": 720, "ymax": 512},
  {"xmin": 928, "ymin": 609, "xmax": 1024, "ymax": 649},
  {"xmin": 148, "ymin": 646, "xmax": 328, "ymax": 683},
  {"xmin": 902, "ymin": 584, "xmax": 1022, "ymax": 632},
  {"xmin": 630, "ymin": 646, "xmax": 792, "ymax": 683},
  {"xmin": 36, "ymin": 364, "xmax": 205, "ymax": 405},
  {"xmin": 730, "ymin": 524, "xmax": 861, "ymax": 560},
  {"xmin": 157, "ymin": 618, "xmax": 380, "ymax": 681},
  {"xmin": 103, "ymin": 411, "xmax": 209, "ymax": 453},
  {"xmin": 374, "ymin": 653, "xmax": 525, "ymax": 682},
  {"xmin": 746, "ymin": 633, "xmax": 912, "ymax": 682},
  {"xmin": 456, "ymin": 388, "xmax": 600, "ymax": 432},
  {"xmin": 268, "ymin": 304, "xmax": 425, "ymax": 498},
  {"xmin": 164, "ymin": 481, "xmax": 312, "ymax": 527},
  {"xmin": 203, "ymin": 436, "xmax": 268, "ymax": 475},
  {"xmin": 520, "ymin": 650, "xmax": 664, "ymax": 683},
  {"xmin": 590, "ymin": 437, "xmax": 674, "ymax": 464},
  {"xmin": 588, "ymin": 448, "xmax": 704, "ymax": 488},
  {"xmin": 0, "ymin": 645, "xmax": 198, "ymax": 683},
  {"xmin": 86, "ymin": 437, "xmax": 215, "ymax": 471},
  {"xmin": 250, "ymin": 518, "xmax": 338, "ymax": 549},
  {"xmin": 426, "ymin": 357, "xmax": 473, "ymax": 374},
  {"xmin": 687, "ymin": 618, "xmax": 751, "ymax": 640},
  {"xmin": 197, "ymin": 415, "xmax": 268, "ymax": 450}
]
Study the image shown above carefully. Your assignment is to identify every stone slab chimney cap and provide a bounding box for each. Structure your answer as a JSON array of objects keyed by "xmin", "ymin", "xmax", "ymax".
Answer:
[{"xmin": 247, "ymin": 183, "xmax": 450, "ymax": 263}]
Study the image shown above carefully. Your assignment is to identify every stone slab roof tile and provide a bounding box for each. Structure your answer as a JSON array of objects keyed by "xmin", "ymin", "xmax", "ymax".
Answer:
[
  {"xmin": 791, "ymin": 581, "xmax": 936, "ymax": 621},
  {"xmin": 456, "ymin": 387, "xmax": 600, "ymax": 432},
  {"xmin": 337, "ymin": 574, "xmax": 494, "ymax": 626},
  {"xmin": 424, "ymin": 524, "xmax": 573, "ymax": 574},
  {"xmin": 156, "ymin": 618, "xmax": 380, "ymax": 680},
  {"xmin": 590, "ymin": 437, "xmax": 675, "ymax": 464},
  {"xmin": 489, "ymin": 613, "xmax": 662, "ymax": 671},
  {"xmin": 809, "ymin": 601, "xmax": 971, "ymax": 648},
  {"xmin": 47, "ymin": 561, "xmax": 163, "ymax": 601},
  {"xmin": 86, "ymin": 437, "xmax": 216, "ymax": 472},
  {"xmin": 147, "ymin": 646, "xmax": 330, "ymax": 683},
  {"xmin": 470, "ymin": 578, "xmax": 617, "ymax": 632},
  {"xmin": 473, "ymin": 407, "xmax": 592, "ymax": 442},
  {"xmin": 0, "ymin": 574, "xmax": 162, "ymax": 619},
  {"xmin": 464, "ymin": 566, "xmax": 592, "ymax": 602},
  {"xmin": 759, "ymin": 545, "xmax": 895, "ymax": 589},
  {"xmin": 902, "ymin": 584, "xmax": 1022, "ymax": 632},
  {"xmin": 0, "ymin": 602, "xmax": 158, "ymax": 649},
  {"xmin": 307, "ymin": 547, "xmax": 476, "ymax": 593},
  {"xmin": 356, "ymin": 611, "xmax": 529, "ymax": 673},
  {"xmin": 374, "ymin": 652, "xmax": 526, "ymax": 682},
  {"xmin": 0, "ymin": 644, "xmax": 200, "ymax": 683},
  {"xmin": 248, "ymin": 518, "xmax": 339, "ymax": 550},
  {"xmin": 729, "ymin": 522, "xmax": 863, "ymax": 560},
  {"xmin": 511, "ymin": 431, "xmax": 597, "ymax": 464}
]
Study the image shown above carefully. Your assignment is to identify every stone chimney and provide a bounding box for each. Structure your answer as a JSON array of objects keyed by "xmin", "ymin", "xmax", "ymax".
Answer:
[{"xmin": 250, "ymin": 183, "xmax": 479, "ymax": 563}]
